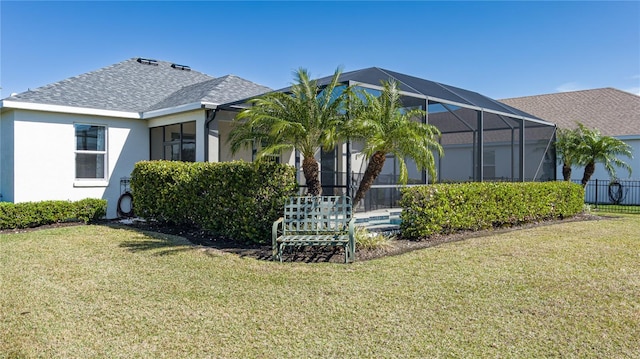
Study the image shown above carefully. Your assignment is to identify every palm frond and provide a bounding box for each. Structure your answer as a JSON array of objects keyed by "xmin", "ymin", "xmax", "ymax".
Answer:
[
  {"xmin": 227, "ymin": 67, "xmax": 351, "ymax": 192},
  {"xmin": 349, "ymin": 79, "xmax": 443, "ymax": 190},
  {"xmin": 255, "ymin": 142, "xmax": 293, "ymax": 161}
]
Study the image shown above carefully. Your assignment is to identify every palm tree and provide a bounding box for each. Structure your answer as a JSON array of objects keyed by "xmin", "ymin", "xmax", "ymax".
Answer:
[
  {"xmin": 575, "ymin": 123, "xmax": 633, "ymax": 187},
  {"xmin": 555, "ymin": 127, "xmax": 582, "ymax": 181},
  {"xmin": 228, "ymin": 68, "xmax": 348, "ymax": 196},
  {"xmin": 346, "ymin": 80, "xmax": 444, "ymax": 204}
]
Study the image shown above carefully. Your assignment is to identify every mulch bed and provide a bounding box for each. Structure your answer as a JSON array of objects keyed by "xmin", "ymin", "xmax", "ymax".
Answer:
[
  {"xmin": 110, "ymin": 213, "xmax": 606, "ymax": 263},
  {"xmin": 1, "ymin": 213, "xmax": 606, "ymax": 263}
]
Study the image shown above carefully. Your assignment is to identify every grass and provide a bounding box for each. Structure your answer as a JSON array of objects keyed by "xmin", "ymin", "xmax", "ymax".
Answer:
[
  {"xmin": 590, "ymin": 203, "xmax": 640, "ymax": 214},
  {"xmin": 1, "ymin": 215, "xmax": 639, "ymax": 358}
]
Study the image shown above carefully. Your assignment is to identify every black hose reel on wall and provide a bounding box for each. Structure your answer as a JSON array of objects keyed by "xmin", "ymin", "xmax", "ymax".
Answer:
[{"xmin": 117, "ymin": 177, "xmax": 134, "ymax": 218}]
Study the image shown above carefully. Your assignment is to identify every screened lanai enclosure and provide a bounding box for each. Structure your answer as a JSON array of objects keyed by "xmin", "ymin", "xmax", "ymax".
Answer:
[{"xmin": 212, "ymin": 67, "xmax": 556, "ymax": 211}]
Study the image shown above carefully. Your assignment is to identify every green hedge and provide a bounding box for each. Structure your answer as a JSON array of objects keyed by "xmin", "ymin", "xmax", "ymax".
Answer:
[
  {"xmin": 400, "ymin": 182, "xmax": 585, "ymax": 239},
  {"xmin": 130, "ymin": 160, "xmax": 298, "ymax": 244},
  {"xmin": 0, "ymin": 198, "xmax": 107, "ymax": 230}
]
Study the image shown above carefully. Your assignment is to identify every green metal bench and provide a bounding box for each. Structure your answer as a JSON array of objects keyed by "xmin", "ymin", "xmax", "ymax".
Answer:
[{"xmin": 272, "ymin": 196, "xmax": 356, "ymax": 263}]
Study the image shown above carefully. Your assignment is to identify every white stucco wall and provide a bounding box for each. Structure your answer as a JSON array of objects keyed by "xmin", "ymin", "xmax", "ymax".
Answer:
[
  {"xmin": 218, "ymin": 119, "xmax": 252, "ymax": 162},
  {"xmin": 349, "ymin": 141, "xmax": 365, "ymax": 176},
  {"xmin": 211, "ymin": 111, "xmax": 245, "ymax": 163},
  {"xmin": 10, "ymin": 109, "xmax": 149, "ymax": 218}
]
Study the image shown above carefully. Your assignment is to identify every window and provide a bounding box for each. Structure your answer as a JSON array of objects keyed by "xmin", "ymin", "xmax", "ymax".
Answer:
[
  {"xmin": 150, "ymin": 122, "xmax": 196, "ymax": 162},
  {"xmin": 483, "ymin": 149, "xmax": 496, "ymax": 179},
  {"xmin": 75, "ymin": 124, "xmax": 107, "ymax": 180},
  {"xmin": 256, "ymin": 138, "xmax": 280, "ymax": 164}
]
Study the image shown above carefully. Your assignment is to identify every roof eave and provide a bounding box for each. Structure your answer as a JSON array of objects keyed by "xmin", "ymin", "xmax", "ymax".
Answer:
[
  {"xmin": 0, "ymin": 99, "xmax": 220, "ymax": 120},
  {"xmin": 0, "ymin": 100, "xmax": 141, "ymax": 119},
  {"xmin": 141, "ymin": 102, "xmax": 217, "ymax": 119}
]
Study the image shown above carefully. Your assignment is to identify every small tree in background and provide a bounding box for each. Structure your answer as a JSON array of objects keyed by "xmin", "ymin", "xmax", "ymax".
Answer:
[
  {"xmin": 575, "ymin": 123, "xmax": 633, "ymax": 187},
  {"xmin": 555, "ymin": 127, "xmax": 582, "ymax": 181}
]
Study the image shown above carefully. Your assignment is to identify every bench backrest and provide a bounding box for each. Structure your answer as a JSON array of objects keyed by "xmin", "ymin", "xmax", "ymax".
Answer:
[{"xmin": 282, "ymin": 196, "xmax": 353, "ymax": 234}]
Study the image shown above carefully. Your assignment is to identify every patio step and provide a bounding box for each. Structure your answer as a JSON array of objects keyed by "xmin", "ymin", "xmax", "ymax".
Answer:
[{"xmin": 354, "ymin": 208, "xmax": 402, "ymax": 234}]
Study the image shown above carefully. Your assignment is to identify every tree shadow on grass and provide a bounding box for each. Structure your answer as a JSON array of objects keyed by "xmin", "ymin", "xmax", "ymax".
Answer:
[
  {"xmin": 118, "ymin": 238, "xmax": 194, "ymax": 256},
  {"xmin": 105, "ymin": 221, "xmax": 346, "ymax": 262},
  {"xmin": 104, "ymin": 221, "xmax": 279, "ymax": 260},
  {"xmin": 103, "ymin": 213, "xmax": 609, "ymax": 262},
  {"xmin": 107, "ymin": 223, "xmax": 196, "ymax": 256}
]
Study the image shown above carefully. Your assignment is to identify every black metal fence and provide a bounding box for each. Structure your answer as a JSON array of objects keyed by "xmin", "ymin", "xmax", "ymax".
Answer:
[
  {"xmin": 576, "ymin": 179, "xmax": 640, "ymax": 214},
  {"xmin": 297, "ymin": 172, "xmax": 640, "ymax": 214},
  {"xmin": 296, "ymin": 171, "xmax": 400, "ymax": 211}
]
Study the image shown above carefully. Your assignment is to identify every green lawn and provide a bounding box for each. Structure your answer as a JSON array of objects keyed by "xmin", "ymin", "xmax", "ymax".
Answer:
[
  {"xmin": 1, "ymin": 216, "xmax": 639, "ymax": 358},
  {"xmin": 591, "ymin": 204, "xmax": 640, "ymax": 214}
]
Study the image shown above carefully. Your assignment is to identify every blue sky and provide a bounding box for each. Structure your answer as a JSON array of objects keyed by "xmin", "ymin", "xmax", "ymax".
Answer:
[{"xmin": 1, "ymin": 1, "xmax": 639, "ymax": 100}]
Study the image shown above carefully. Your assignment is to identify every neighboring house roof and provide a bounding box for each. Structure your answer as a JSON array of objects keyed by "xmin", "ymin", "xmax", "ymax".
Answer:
[
  {"xmin": 499, "ymin": 88, "xmax": 640, "ymax": 137},
  {"xmin": 2, "ymin": 58, "xmax": 270, "ymax": 115}
]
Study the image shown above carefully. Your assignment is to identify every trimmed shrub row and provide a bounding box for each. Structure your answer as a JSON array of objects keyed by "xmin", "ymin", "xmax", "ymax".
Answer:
[
  {"xmin": 0, "ymin": 198, "xmax": 107, "ymax": 230},
  {"xmin": 130, "ymin": 160, "xmax": 298, "ymax": 244},
  {"xmin": 400, "ymin": 181, "xmax": 585, "ymax": 239}
]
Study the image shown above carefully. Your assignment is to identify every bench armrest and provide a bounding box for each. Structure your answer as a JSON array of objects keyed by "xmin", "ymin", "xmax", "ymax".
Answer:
[{"xmin": 348, "ymin": 217, "xmax": 356, "ymax": 235}]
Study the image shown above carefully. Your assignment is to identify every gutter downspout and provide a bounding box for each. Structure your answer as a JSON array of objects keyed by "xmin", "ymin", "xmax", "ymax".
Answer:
[{"xmin": 204, "ymin": 107, "xmax": 220, "ymax": 162}]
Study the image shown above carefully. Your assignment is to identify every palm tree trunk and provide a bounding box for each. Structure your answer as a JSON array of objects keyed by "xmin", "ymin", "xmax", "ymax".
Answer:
[
  {"xmin": 354, "ymin": 151, "xmax": 387, "ymax": 204},
  {"xmin": 581, "ymin": 162, "xmax": 595, "ymax": 187},
  {"xmin": 562, "ymin": 164, "xmax": 572, "ymax": 181},
  {"xmin": 302, "ymin": 156, "xmax": 322, "ymax": 196}
]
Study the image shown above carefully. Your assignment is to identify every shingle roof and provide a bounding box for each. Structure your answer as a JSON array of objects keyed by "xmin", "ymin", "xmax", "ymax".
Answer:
[
  {"xmin": 499, "ymin": 88, "xmax": 640, "ymax": 137},
  {"xmin": 3, "ymin": 58, "xmax": 271, "ymax": 113},
  {"xmin": 148, "ymin": 75, "xmax": 271, "ymax": 111}
]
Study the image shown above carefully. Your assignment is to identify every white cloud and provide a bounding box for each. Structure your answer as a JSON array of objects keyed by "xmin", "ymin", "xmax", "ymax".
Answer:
[
  {"xmin": 623, "ymin": 87, "xmax": 640, "ymax": 96},
  {"xmin": 555, "ymin": 82, "xmax": 586, "ymax": 93},
  {"xmin": 555, "ymin": 76, "xmax": 640, "ymax": 95}
]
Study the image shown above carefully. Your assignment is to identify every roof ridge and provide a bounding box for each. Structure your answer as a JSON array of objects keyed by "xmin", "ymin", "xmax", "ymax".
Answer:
[
  {"xmin": 145, "ymin": 73, "xmax": 271, "ymax": 111},
  {"xmin": 606, "ymin": 87, "xmax": 640, "ymax": 98},
  {"xmin": 212, "ymin": 74, "xmax": 235, "ymax": 86},
  {"xmin": 193, "ymin": 76, "xmax": 231, "ymax": 95},
  {"xmin": 145, "ymin": 77, "xmax": 220, "ymax": 110},
  {"xmin": 500, "ymin": 87, "xmax": 626, "ymax": 101},
  {"xmin": 376, "ymin": 68, "xmax": 423, "ymax": 95},
  {"xmin": 6, "ymin": 57, "xmax": 217, "ymax": 112},
  {"xmin": 9, "ymin": 57, "xmax": 214, "ymax": 99},
  {"xmin": 15, "ymin": 58, "xmax": 130, "ymax": 96}
]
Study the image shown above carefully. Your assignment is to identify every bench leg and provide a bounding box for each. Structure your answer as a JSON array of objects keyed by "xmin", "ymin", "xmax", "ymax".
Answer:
[
  {"xmin": 345, "ymin": 243, "xmax": 355, "ymax": 263},
  {"xmin": 273, "ymin": 243, "xmax": 283, "ymax": 262}
]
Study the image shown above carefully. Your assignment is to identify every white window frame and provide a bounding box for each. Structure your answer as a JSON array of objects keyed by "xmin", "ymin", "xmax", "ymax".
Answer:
[{"xmin": 74, "ymin": 123, "xmax": 108, "ymax": 186}]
